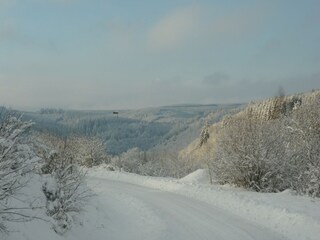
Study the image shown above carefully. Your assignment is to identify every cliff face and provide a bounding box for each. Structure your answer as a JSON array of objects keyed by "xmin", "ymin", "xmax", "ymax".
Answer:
[{"xmin": 179, "ymin": 90, "xmax": 320, "ymax": 162}]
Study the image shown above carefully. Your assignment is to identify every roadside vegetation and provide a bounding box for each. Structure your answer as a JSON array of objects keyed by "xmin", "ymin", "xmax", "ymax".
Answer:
[{"xmin": 197, "ymin": 90, "xmax": 320, "ymax": 197}]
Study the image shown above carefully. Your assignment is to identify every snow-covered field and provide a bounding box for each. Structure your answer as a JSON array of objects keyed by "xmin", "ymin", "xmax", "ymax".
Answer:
[{"xmin": 6, "ymin": 168, "xmax": 320, "ymax": 240}]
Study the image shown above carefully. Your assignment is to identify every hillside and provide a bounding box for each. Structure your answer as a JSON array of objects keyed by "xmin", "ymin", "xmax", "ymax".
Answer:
[
  {"xmin": 19, "ymin": 104, "xmax": 241, "ymax": 155},
  {"xmin": 180, "ymin": 90, "xmax": 320, "ymax": 164}
]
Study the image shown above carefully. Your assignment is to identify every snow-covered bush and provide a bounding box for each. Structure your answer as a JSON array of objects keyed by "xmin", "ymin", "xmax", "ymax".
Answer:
[
  {"xmin": 284, "ymin": 95, "xmax": 320, "ymax": 197},
  {"xmin": 111, "ymin": 148, "xmax": 195, "ymax": 178},
  {"xmin": 114, "ymin": 148, "xmax": 146, "ymax": 174},
  {"xmin": 36, "ymin": 133, "xmax": 108, "ymax": 171},
  {"xmin": 42, "ymin": 164, "xmax": 88, "ymax": 234},
  {"xmin": 213, "ymin": 117, "xmax": 288, "ymax": 192},
  {"xmin": 35, "ymin": 134, "xmax": 91, "ymax": 234},
  {"xmin": 69, "ymin": 136, "xmax": 108, "ymax": 167},
  {"xmin": 301, "ymin": 166, "xmax": 320, "ymax": 198},
  {"xmin": 140, "ymin": 150, "xmax": 186, "ymax": 177},
  {"xmin": 0, "ymin": 116, "xmax": 34, "ymax": 233},
  {"xmin": 207, "ymin": 92, "xmax": 320, "ymax": 197}
]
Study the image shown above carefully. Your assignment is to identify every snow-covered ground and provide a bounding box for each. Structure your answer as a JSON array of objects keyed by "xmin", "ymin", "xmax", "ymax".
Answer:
[{"xmin": 5, "ymin": 168, "xmax": 320, "ymax": 240}]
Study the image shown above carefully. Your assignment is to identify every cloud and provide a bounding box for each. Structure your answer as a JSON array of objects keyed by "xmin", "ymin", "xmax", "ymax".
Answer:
[
  {"xmin": 147, "ymin": 5, "xmax": 203, "ymax": 50},
  {"xmin": 147, "ymin": 2, "xmax": 271, "ymax": 51},
  {"xmin": 1, "ymin": 71, "xmax": 320, "ymax": 111}
]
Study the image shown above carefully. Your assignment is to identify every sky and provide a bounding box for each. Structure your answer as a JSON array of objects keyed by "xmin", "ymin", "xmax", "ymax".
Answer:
[{"xmin": 0, "ymin": 0, "xmax": 319, "ymax": 111}]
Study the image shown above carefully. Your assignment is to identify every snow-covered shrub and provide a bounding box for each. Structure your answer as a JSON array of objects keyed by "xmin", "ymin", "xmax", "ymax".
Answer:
[
  {"xmin": 139, "ymin": 150, "xmax": 180, "ymax": 177},
  {"xmin": 69, "ymin": 136, "xmax": 108, "ymax": 167},
  {"xmin": 284, "ymin": 96, "xmax": 320, "ymax": 197},
  {"xmin": 213, "ymin": 117, "xmax": 288, "ymax": 192},
  {"xmin": 42, "ymin": 164, "xmax": 88, "ymax": 234},
  {"xmin": 301, "ymin": 166, "xmax": 320, "ymax": 198},
  {"xmin": 36, "ymin": 133, "xmax": 108, "ymax": 171},
  {"xmin": 209, "ymin": 92, "xmax": 320, "ymax": 196},
  {"xmin": 0, "ymin": 116, "xmax": 35, "ymax": 233},
  {"xmin": 36, "ymin": 134, "xmax": 91, "ymax": 234},
  {"xmin": 141, "ymin": 149, "xmax": 197, "ymax": 178},
  {"xmin": 111, "ymin": 148, "xmax": 194, "ymax": 178},
  {"xmin": 41, "ymin": 150, "xmax": 58, "ymax": 174},
  {"xmin": 114, "ymin": 148, "xmax": 146, "ymax": 174}
]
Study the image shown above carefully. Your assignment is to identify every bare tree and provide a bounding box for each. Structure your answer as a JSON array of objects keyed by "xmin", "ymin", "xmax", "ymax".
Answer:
[
  {"xmin": 199, "ymin": 122, "xmax": 210, "ymax": 147},
  {"xmin": 197, "ymin": 143, "xmax": 216, "ymax": 184}
]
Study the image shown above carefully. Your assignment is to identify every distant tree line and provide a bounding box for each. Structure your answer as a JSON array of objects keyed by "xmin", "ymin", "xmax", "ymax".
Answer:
[{"xmin": 39, "ymin": 108, "xmax": 64, "ymax": 115}]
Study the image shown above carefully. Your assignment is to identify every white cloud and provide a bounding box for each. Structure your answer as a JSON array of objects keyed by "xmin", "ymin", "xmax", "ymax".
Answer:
[
  {"xmin": 147, "ymin": 2, "xmax": 271, "ymax": 52},
  {"xmin": 147, "ymin": 5, "xmax": 203, "ymax": 51}
]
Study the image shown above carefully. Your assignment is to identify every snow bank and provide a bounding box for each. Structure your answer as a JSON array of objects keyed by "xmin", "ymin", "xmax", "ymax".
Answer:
[
  {"xmin": 179, "ymin": 169, "xmax": 211, "ymax": 184},
  {"xmin": 5, "ymin": 174, "xmax": 105, "ymax": 240},
  {"xmin": 5, "ymin": 167, "xmax": 320, "ymax": 240},
  {"xmin": 90, "ymin": 168, "xmax": 320, "ymax": 240}
]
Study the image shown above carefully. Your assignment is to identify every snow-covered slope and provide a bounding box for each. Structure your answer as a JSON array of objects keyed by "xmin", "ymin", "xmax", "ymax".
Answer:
[
  {"xmin": 7, "ymin": 168, "xmax": 319, "ymax": 240},
  {"xmin": 20, "ymin": 104, "xmax": 241, "ymax": 155},
  {"xmin": 180, "ymin": 90, "xmax": 320, "ymax": 161}
]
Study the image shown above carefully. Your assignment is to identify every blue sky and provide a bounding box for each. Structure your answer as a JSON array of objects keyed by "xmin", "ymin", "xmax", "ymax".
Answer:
[{"xmin": 0, "ymin": 0, "xmax": 319, "ymax": 110}]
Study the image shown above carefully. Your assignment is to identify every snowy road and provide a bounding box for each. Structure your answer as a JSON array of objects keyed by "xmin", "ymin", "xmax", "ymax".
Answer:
[{"xmin": 89, "ymin": 177, "xmax": 286, "ymax": 240}]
